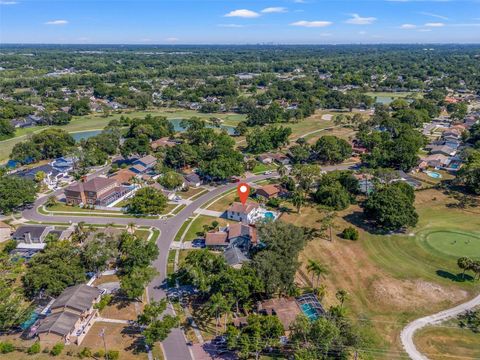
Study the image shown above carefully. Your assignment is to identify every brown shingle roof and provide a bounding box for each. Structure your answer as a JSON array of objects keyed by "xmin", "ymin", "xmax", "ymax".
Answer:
[
  {"xmin": 257, "ymin": 184, "xmax": 281, "ymax": 197},
  {"xmin": 136, "ymin": 155, "xmax": 157, "ymax": 166},
  {"xmin": 228, "ymin": 202, "xmax": 259, "ymax": 215},
  {"xmin": 66, "ymin": 177, "xmax": 116, "ymax": 193},
  {"xmin": 111, "ymin": 169, "xmax": 136, "ymax": 184},
  {"xmin": 228, "ymin": 223, "xmax": 257, "ymax": 244},
  {"xmin": 151, "ymin": 137, "xmax": 176, "ymax": 150},
  {"xmin": 205, "ymin": 232, "xmax": 228, "ymax": 246},
  {"xmin": 258, "ymin": 297, "xmax": 302, "ymax": 330}
]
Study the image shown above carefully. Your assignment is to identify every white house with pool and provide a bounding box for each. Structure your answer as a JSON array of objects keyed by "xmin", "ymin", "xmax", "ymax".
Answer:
[{"xmin": 226, "ymin": 202, "xmax": 278, "ymax": 225}]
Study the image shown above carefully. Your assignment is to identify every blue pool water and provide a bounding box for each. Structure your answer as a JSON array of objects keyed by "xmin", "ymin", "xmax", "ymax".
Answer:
[
  {"xmin": 426, "ymin": 171, "xmax": 442, "ymax": 179},
  {"xmin": 264, "ymin": 212, "xmax": 275, "ymax": 220},
  {"xmin": 300, "ymin": 303, "xmax": 319, "ymax": 321},
  {"xmin": 20, "ymin": 312, "xmax": 39, "ymax": 330}
]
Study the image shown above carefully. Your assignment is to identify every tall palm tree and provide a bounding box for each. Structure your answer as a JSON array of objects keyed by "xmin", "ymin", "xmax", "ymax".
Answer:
[
  {"xmin": 306, "ymin": 260, "xmax": 329, "ymax": 287},
  {"xmin": 335, "ymin": 289, "xmax": 349, "ymax": 308},
  {"xmin": 278, "ymin": 164, "xmax": 287, "ymax": 177},
  {"xmin": 319, "ymin": 211, "xmax": 337, "ymax": 242},
  {"xmin": 457, "ymin": 257, "xmax": 473, "ymax": 280},
  {"xmin": 128, "ymin": 222, "xmax": 136, "ymax": 234},
  {"xmin": 291, "ymin": 190, "xmax": 305, "ymax": 214},
  {"xmin": 205, "ymin": 293, "xmax": 230, "ymax": 335}
]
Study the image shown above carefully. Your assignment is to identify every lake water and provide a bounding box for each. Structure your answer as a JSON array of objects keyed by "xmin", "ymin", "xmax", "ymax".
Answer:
[
  {"xmin": 375, "ymin": 96, "xmax": 394, "ymax": 105},
  {"xmin": 169, "ymin": 118, "xmax": 236, "ymax": 135},
  {"xmin": 70, "ymin": 118, "xmax": 236, "ymax": 141},
  {"xmin": 71, "ymin": 130, "xmax": 102, "ymax": 141}
]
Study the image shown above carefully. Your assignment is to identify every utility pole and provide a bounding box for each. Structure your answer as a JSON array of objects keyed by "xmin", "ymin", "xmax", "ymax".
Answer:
[{"xmin": 100, "ymin": 328, "xmax": 108, "ymax": 359}]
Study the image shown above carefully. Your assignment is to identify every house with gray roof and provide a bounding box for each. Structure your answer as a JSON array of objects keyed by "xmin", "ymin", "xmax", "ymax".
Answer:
[
  {"xmin": 223, "ymin": 247, "xmax": 250, "ymax": 269},
  {"xmin": 12, "ymin": 225, "xmax": 54, "ymax": 245},
  {"xmin": 37, "ymin": 284, "xmax": 102, "ymax": 346}
]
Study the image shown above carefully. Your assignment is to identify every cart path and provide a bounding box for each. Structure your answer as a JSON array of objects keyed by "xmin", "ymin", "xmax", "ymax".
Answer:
[{"xmin": 400, "ymin": 293, "xmax": 480, "ymax": 360}]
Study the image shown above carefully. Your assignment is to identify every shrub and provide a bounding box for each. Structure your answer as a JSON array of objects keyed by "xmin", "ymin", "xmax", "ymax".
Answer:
[
  {"xmin": 267, "ymin": 197, "xmax": 281, "ymax": 208},
  {"xmin": 107, "ymin": 350, "xmax": 120, "ymax": 360},
  {"xmin": 50, "ymin": 343, "xmax": 64, "ymax": 356},
  {"xmin": 94, "ymin": 349, "xmax": 105, "ymax": 358},
  {"xmin": 0, "ymin": 342, "xmax": 15, "ymax": 353},
  {"xmin": 78, "ymin": 347, "xmax": 92, "ymax": 359},
  {"xmin": 94, "ymin": 294, "xmax": 113, "ymax": 311},
  {"xmin": 342, "ymin": 227, "xmax": 359, "ymax": 240},
  {"xmin": 27, "ymin": 341, "xmax": 41, "ymax": 354}
]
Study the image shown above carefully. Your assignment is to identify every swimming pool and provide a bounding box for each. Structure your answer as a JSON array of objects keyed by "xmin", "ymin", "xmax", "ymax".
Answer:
[
  {"xmin": 426, "ymin": 171, "xmax": 442, "ymax": 179},
  {"xmin": 21, "ymin": 312, "xmax": 39, "ymax": 330},
  {"xmin": 300, "ymin": 303, "xmax": 320, "ymax": 321},
  {"xmin": 264, "ymin": 211, "xmax": 275, "ymax": 220}
]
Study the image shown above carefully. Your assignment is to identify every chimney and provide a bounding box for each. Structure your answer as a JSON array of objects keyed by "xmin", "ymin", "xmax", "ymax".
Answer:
[
  {"xmin": 79, "ymin": 181, "xmax": 87, "ymax": 205},
  {"xmin": 25, "ymin": 232, "xmax": 32, "ymax": 244}
]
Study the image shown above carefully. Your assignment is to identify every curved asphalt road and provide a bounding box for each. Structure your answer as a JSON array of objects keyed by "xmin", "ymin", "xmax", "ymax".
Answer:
[
  {"xmin": 22, "ymin": 173, "xmax": 275, "ymax": 360},
  {"xmin": 401, "ymin": 293, "xmax": 480, "ymax": 360}
]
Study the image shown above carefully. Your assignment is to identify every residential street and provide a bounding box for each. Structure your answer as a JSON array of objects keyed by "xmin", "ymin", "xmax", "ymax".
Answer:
[
  {"xmin": 20, "ymin": 163, "xmax": 358, "ymax": 360},
  {"xmin": 22, "ymin": 173, "xmax": 277, "ymax": 360}
]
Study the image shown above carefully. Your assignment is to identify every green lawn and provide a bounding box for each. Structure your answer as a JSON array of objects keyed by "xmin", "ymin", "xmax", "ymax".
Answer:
[
  {"xmin": 183, "ymin": 215, "xmax": 219, "ymax": 242},
  {"xmin": 40, "ymin": 203, "xmax": 167, "ymax": 218},
  {"xmin": 414, "ymin": 325, "xmax": 480, "ymax": 360},
  {"xmin": 362, "ymin": 190, "xmax": 480, "ymax": 285},
  {"xmin": 252, "ymin": 162, "xmax": 277, "ymax": 174},
  {"xmin": 177, "ymin": 187, "xmax": 206, "ymax": 200},
  {"xmin": 421, "ymin": 230, "xmax": 480, "ymax": 259},
  {"xmin": 183, "ymin": 215, "xmax": 233, "ymax": 242},
  {"xmin": 174, "ymin": 218, "xmax": 193, "ymax": 241}
]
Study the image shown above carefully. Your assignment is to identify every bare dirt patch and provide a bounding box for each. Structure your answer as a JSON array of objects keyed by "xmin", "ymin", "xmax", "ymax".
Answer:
[{"xmin": 370, "ymin": 278, "xmax": 468, "ymax": 310}]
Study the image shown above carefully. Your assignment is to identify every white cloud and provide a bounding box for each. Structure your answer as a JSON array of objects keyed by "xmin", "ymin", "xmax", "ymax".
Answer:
[
  {"xmin": 290, "ymin": 20, "xmax": 332, "ymax": 27},
  {"xmin": 358, "ymin": 31, "xmax": 367, "ymax": 35},
  {"xmin": 45, "ymin": 20, "xmax": 68, "ymax": 25},
  {"xmin": 425, "ymin": 22, "xmax": 445, "ymax": 27},
  {"xmin": 345, "ymin": 14, "xmax": 377, "ymax": 25},
  {"xmin": 419, "ymin": 11, "xmax": 449, "ymax": 20},
  {"xmin": 293, "ymin": 0, "xmax": 306, "ymax": 3},
  {"xmin": 0, "ymin": 1, "xmax": 18, "ymax": 5},
  {"xmin": 261, "ymin": 7, "xmax": 287, "ymax": 14},
  {"xmin": 224, "ymin": 9, "xmax": 260, "ymax": 18},
  {"xmin": 418, "ymin": 29, "xmax": 432, "ymax": 32},
  {"xmin": 218, "ymin": 24, "xmax": 245, "ymax": 28},
  {"xmin": 400, "ymin": 23, "xmax": 417, "ymax": 29},
  {"xmin": 165, "ymin": 37, "xmax": 179, "ymax": 42}
]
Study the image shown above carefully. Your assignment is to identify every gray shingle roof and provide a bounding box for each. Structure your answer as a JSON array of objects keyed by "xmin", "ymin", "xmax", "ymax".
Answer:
[
  {"xmin": 51, "ymin": 285, "xmax": 102, "ymax": 313},
  {"xmin": 224, "ymin": 247, "xmax": 249, "ymax": 266},
  {"xmin": 12, "ymin": 225, "xmax": 49, "ymax": 241},
  {"xmin": 37, "ymin": 311, "xmax": 80, "ymax": 336}
]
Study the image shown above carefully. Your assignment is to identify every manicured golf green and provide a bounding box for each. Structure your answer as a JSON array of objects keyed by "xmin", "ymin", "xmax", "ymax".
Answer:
[{"xmin": 423, "ymin": 230, "xmax": 480, "ymax": 259}]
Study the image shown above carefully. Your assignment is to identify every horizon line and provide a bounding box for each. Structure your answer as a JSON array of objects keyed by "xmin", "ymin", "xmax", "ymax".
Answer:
[{"xmin": 1, "ymin": 42, "xmax": 480, "ymax": 46}]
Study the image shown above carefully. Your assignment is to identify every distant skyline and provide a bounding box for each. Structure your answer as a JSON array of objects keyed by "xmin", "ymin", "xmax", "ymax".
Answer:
[{"xmin": 1, "ymin": 0, "xmax": 480, "ymax": 44}]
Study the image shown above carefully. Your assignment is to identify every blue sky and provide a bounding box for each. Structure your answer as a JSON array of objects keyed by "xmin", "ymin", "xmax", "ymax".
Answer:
[{"xmin": 1, "ymin": 0, "xmax": 479, "ymax": 44}]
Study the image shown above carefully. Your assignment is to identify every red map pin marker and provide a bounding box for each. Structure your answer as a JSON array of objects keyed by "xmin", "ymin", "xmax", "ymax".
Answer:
[{"xmin": 237, "ymin": 183, "xmax": 250, "ymax": 205}]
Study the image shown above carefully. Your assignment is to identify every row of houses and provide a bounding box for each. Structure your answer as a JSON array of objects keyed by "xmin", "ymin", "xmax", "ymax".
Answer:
[{"xmin": 419, "ymin": 116, "xmax": 478, "ymax": 171}]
